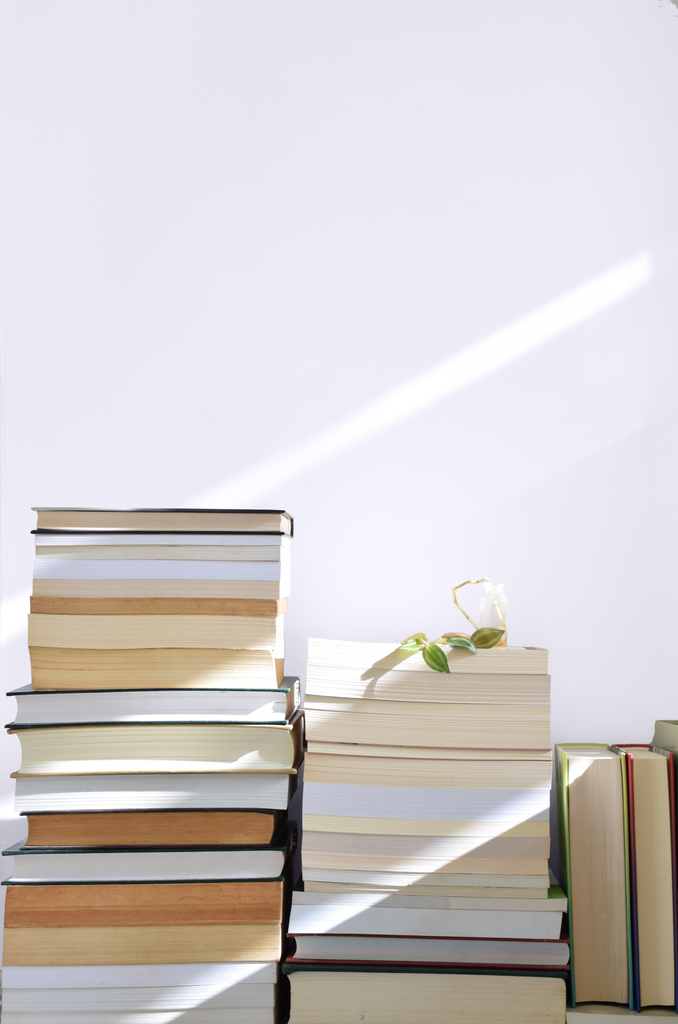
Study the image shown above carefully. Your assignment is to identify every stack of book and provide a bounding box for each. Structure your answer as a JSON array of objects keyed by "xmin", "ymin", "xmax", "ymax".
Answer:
[
  {"xmin": 283, "ymin": 638, "xmax": 567, "ymax": 1023},
  {"xmin": 3, "ymin": 507, "xmax": 301, "ymax": 1024},
  {"xmin": 557, "ymin": 732, "xmax": 678, "ymax": 1013}
]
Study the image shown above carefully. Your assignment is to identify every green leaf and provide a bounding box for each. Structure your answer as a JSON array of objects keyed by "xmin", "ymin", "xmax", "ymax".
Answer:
[
  {"xmin": 445, "ymin": 635, "xmax": 477, "ymax": 653},
  {"xmin": 422, "ymin": 642, "xmax": 451, "ymax": 673},
  {"xmin": 400, "ymin": 633, "xmax": 428, "ymax": 652},
  {"xmin": 471, "ymin": 627, "xmax": 505, "ymax": 649}
]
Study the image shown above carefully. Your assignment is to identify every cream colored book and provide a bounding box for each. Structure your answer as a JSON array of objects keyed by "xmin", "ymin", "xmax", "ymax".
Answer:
[
  {"xmin": 27, "ymin": 614, "xmax": 284, "ymax": 653},
  {"xmin": 32, "ymin": 508, "xmax": 293, "ymax": 534},
  {"xmin": 306, "ymin": 741, "xmax": 552, "ymax": 760},
  {"xmin": 304, "ymin": 698, "xmax": 549, "ymax": 749},
  {"xmin": 302, "ymin": 880, "xmax": 549, "ymax": 898},
  {"xmin": 3, "ymin": 924, "xmax": 281, "ymax": 965},
  {"xmin": 306, "ymin": 638, "xmax": 549, "ymax": 702},
  {"xmin": 32, "ymin": 579, "xmax": 290, "ymax": 599},
  {"xmin": 33, "ymin": 530, "xmax": 291, "ymax": 548},
  {"xmin": 286, "ymin": 969, "xmax": 566, "ymax": 1024},
  {"xmin": 302, "ymin": 868, "xmax": 550, "ymax": 890},
  {"xmin": 303, "ymin": 752, "xmax": 553, "ymax": 789},
  {"xmin": 306, "ymin": 668, "xmax": 550, "ymax": 704},
  {"xmin": 29, "ymin": 647, "xmax": 282, "ymax": 690},
  {"xmin": 301, "ymin": 851, "xmax": 548, "ymax": 874},
  {"xmin": 619, "ymin": 746, "xmax": 675, "ymax": 1009},
  {"xmin": 302, "ymin": 830, "xmax": 550, "ymax": 861},
  {"xmin": 303, "ymin": 780, "xmax": 550, "ymax": 825},
  {"xmin": 298, "ymin": 884, "xmax": 565, "ymax": 910},
  {"xmin": 35, "ymin": 544, "xmax": 290, "ymax": 561},
  {"xmin": 308, "ymin": 638, "xmax": 548, "ymax": 673},
  {"xmin": 556, "ymin": 744, "xmax": 629, "ymax": 1006},
  {"xmin": 9, "ymin": 717, "xmax": 303, "ymax": 775},
  {"xmin": 303, "ymin": 814, "xmax": 548, "ymax": 838},
  {"xmin": 288, "ymin": 888, "xmax": 565, "ymax": 939}
]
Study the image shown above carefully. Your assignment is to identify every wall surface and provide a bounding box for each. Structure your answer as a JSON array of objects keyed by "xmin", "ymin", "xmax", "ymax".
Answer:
[{"xmin": 1, "ymin": 0, "xmax": 678, "ymax": 945}]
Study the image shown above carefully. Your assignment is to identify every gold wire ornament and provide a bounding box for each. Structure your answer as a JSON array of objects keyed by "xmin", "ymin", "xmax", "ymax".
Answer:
[{"xmin": 452, "ymin": 577, "xmax": 506, "ymax": 633}]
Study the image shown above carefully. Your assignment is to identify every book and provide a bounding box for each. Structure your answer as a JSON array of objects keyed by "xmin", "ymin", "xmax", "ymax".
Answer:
[
  {"xmin": 1, "ymin": 1006, "xmax": 276, "ymax": 1022},
  {"xmin": 29, "ymin": 646, "xmax": 283, "ymax": 690},
  {"xmin": 3, "ymin": 1003, "xmax": 275, "ymax": 1023},
  {"xmin": 301, "ymin": 852, "xmax": 548, "ymax": 876},
  {"xmin": 652, "ymin": 720, "xmax": 678, "ymax": 751},
  {"xmin": 33, "ymin": 530, "xmax": 292, "ymax": 546},
  {"xmin": 27, "ymin": 612, "xmax": 285, "ymax": 652},
  {"xmin": 3, "ymin": 988, "xmax": 276, "ymax": 1015},
  {"xmin": 612, "ymin": 745, "xmax": 675, "ymax": 1009},
  {"xmin": 0, "ymin": 1007, "xmax": 276, "ymax": 1024},
  {"xmin": 3, "ymin": 841, "xmax": 289, "ymax": 881},
  {"xmin": 8, "ymin": 678, "xmax": 301, "ymax": 724},
  {"xmin": 288, "ymin": 888, "xmax": 564, "ymax": 939},
  {"xmin": 293, "ymin": 887, "xmax": 568, "ymax": 911},
  {"xmin": 289, "ymin": 933, "xmax": 570, "ymax": 967},
  {"xmin": 301, "ymin": 830, "xmax": 550, "ymax": 865},
  {"xmin": 34, "ymin": 544, "xmax": 290, "ymax": 562},
  {"xmin": 31, "ymin": 529, "xmax": 291, "ymax": 564},
  {"xmin": 21, "ymin": 809, "xmax": 284, "ymax": 847},
  {"xmin": 303, "ymin": 752, "xmax": 553, "ymax": 789},
  {"xmin": 32, "ymin": 560, "xmax": 290, "ymax": 584},
  {"xmin": 2, "ymin": 960, "xmax": 279, "ymax": 987},
  {"xmin": 32, "ymin": 508, "xmax": 293, "ymax": 533},
  {"xmin": 301, "ymin": 880, "xmax": 551, "ymax": 898},
  {"xmin": 303, "ymin": 696, "xmax": 549, "ymax": 749},
  {"xmin": 9, "ymin": 714, "xmax": 304, "ymax": 774},
  {"xmin": 302, "ymin": 869, "xmax": 550, "ymax": 891},
  {"xmin": 303, "ymin": 815, "xmax": 548, "ymax": 838},
  {"xmin": 555, "ymin": 744, "xmax": 630, "ymax": 1007},
  {"xmin": 302, "ymin": 781, "xmax": 550, "ymax": 823},
  {"xmin": 32, "ymin": 578, "xmax": 290, "ymax": 599},
  {"xmin": 283, "ymin": 966, "xmax": 566, "ymax": 1024},
  {"xmin": 4, "ymin": 879, "xmax": 284, "ymax": 926},
  {"xmin": 306, "ymin": 742, "xmax": 552, "ymax": 761},
  {"xmin": 30, "ymin": 596, "xmax": 288, "ymax": 615},
  {"xmin": 1, "ymin": 962, "xmax": 280, "ymax": 1019},
  {"xmin": 3, "ymin": 923, "xmax": 283, "ymax": 965},
  {"xmin": 307, "ymin": 638, "xmax": 548, "ymax": 696},
  {"xmin": 13, "ymin": 771, "xmax": 299, "ymax": 812},
  {"xmin": 1, "ymin": 963, "xmax": 279, "ymax": 1022}
]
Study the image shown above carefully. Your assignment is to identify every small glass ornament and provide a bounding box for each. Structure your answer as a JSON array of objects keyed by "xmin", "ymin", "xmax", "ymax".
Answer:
[{"xmin": 479, "ymin": 581, "xmax": 507, "ymax": 646}]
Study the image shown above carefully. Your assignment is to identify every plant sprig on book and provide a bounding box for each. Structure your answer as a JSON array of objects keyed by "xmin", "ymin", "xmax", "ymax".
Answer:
[
  {"xmin": 399, "ymin": 628, "xmax": 505, "ymax": 672},
  {"xmin": 399, "ymin": 576, "xmax": 506, "ymax": 673}
]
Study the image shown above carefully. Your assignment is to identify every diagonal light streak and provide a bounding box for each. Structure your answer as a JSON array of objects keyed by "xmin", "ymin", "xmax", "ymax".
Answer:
[
  {"xmin": 194, "ymin": 252, "xmax": 651, "ymax": 506},
  {"xmin": 0, "ymin": 252, "xmax": 652, "ymax": 649}
]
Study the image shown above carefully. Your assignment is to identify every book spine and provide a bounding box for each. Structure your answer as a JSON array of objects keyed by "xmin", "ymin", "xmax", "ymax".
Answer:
[
  {"xmin": 625, "ymin": 753, "xmax": 640, "ymax": 1012},
  {"xmin": 617, "ymin": 751, "xmax": 634, "ymax": 1011},
  {"xmin": 554, "ymin": 747, "xmax": 574, "ymax": 1007}
]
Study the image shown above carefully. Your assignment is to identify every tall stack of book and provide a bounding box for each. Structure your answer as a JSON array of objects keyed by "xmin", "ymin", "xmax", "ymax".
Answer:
[
  {"xmin": 3, "ymin": 507, "xmax": 301, "ymax": 1024},
  {"xmin": 284, "ymin": 638, "xmax": 567, "ymax": 1024}
]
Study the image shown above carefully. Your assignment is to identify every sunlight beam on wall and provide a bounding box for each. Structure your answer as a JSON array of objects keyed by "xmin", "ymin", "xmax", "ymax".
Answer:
[
  {"xmin": 194, "ymin": 252, "xmax": 651, "ymax": 507},
  {"xmin": 0, "ymin": 252, "xmax": 652, "ymax": 649}
]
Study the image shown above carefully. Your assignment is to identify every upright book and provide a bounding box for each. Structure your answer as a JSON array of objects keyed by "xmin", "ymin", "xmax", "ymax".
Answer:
[
  {"xmin": 555, "ymin": 744, "xmax": 631, "ymax": 1007},
  {"xmin": 611, "ymin": 744, "xmax": 676, "ymax": 1011}
]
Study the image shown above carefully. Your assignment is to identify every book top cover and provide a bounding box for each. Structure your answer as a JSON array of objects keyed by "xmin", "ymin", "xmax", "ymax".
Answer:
[{"xmin": 32, "ymin": 509, "xmax": 294, "ymax": 536}]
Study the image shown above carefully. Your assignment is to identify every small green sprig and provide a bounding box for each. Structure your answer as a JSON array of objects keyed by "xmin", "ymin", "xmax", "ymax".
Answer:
[{"xmin": 399, "ymin": 627, "xmax": 505, "ymax": 673}]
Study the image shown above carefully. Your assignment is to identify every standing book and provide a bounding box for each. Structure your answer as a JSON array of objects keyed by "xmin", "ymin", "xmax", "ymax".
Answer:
[
  {"xmin": 611, "ymin": 744, "xmax": 676, "ymax": 1011},
  {"xmin": 555, "ymin": 744, "xmax": 631, "ymax": 1008}
]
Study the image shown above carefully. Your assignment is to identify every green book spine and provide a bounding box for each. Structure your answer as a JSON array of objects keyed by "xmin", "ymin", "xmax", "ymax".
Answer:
[
  {"xmin": 617, "ymin": 751, "xmax": 634, "ymax": 1010},
  {"xmin": 555, "ymin": 745, "xmax": 573, "ymax": 1006}
]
